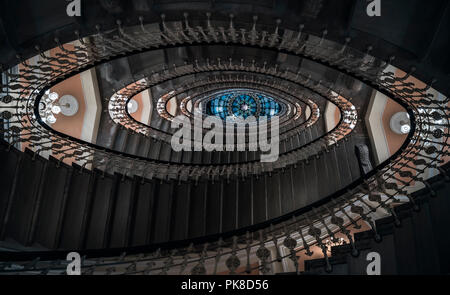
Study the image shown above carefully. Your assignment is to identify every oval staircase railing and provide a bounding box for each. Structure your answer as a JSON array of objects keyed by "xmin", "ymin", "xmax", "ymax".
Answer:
[{"xmin": 109, "ymin": 71, "xmax": 331, "ymax": 146}]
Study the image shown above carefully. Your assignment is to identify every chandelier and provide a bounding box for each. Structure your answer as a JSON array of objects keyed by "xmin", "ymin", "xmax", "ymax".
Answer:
[
  {"xmin": 39, "ymin": 91, "xmax": 79, "ymax": 124},
  {"xmin": 39, "ymin": 91, "xmax": 61, "ymax": 124}
]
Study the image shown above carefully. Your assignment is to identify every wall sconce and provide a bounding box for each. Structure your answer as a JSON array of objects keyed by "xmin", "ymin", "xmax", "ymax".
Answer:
[{"xmin": 390, "ymin": 112, "xmax": 411, "ymax": 135}]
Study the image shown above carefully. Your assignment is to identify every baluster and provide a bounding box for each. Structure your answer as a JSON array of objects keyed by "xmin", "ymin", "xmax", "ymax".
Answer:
[
  {"xmin": 205, "ymin": 12, "xmax": 218, "ymax": 42},
  {"xmin": 282, "ymin": 224, "xmax": 299, "ymax": 274},
  {"xmin": 212, "ymin": 238, "xmax": 223, "ymax": 275},
  {"xmin": 226, "ymin": 236, "xmax": 241, "ymax": 274},
  {"xmin": 351, "ymin": 204, "xmax": 381, "ymax": 242},
  {"xmin": 228, "ymin": 14, "xmax": 237, "ymax": 43},
  {"xmin": 269, "ymin": 19, "xmax": 281, "ymax": 48},
  {"xmin": 306, "ymin": 214, "xmax": 332, "ymax": 273},
  {"xmin": 179, "ymin": 243, "xmax": 194, "ymax": 275},
  {"xmin": 270, "ymin": 224, "xmax": 282, "ymax": 262},
  {"xmin": 332, "ymin": 198, "xmax": 362, "ymax": 229},
  {"xmin": 244, "ymin": 232, "xmax": 253, "ymax": 274},
  {"xmin": 326, "ymin": 205, "xmax": 359, "ymax": 257},
  {"xmin": 250, "ymin": 16, "xmax": 258, "ymax": 45},
  {"xmin": 190, "ymin": 243, "xmax": 208, "ymax": 275},
  {"xmin": 159, "ymin": 250, "xmax": 175, "ymax": 275},
  {"xmin": 313, "ymin": 207, "xmax": 338, "ymax": 242},
  {"xmin": 255, "ymin": 229, "xmax": 271, "ymax": 274},
  {"xmin": 160, "ymin": 14, "xmax": 180, "ymax": 45},
  {"xmin": 295, "ymin": 220, "xmax": 313, "ymax": 256}
]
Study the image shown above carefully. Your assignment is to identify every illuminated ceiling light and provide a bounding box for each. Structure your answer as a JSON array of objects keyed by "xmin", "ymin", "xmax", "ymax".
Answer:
[
  {"xmin": 58, "ymin": 95, "xmax": 79, "ymax": 117},
  {"xmin": 51, "ymin": 105, "xmax": 62, "ymax": 114},
  {"xmin": 390, "ymin": 112, "xmax": 411, "ymax": 135},
  {"xmin": 400, "ymin": 124, "xmax": 411, "ymax": 134},
  {"xmin": 46, "ymin": 114, "xmax": 57, "ymax": 124},
  {"xmin": 40, "ymin": 91, "xmax": 61, "ymax": 124},
  {"xmin": 48, "ymin": 92, "xmax": 59, "ymax": 101},
  {"xmin": 127, "ymin": 99, "xmax": 139, "ymax": 114}
]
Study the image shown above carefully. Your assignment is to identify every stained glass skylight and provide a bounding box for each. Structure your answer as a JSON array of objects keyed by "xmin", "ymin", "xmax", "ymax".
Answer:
[{"xmin": 205, "ymin": 89, "xmax": 281, "ymax": 120}]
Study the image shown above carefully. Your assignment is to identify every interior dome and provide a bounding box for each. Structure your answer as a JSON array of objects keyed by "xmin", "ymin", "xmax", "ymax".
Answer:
[{"xmin": 205, "ymin": 89, "xmax": 281, "ymax": 120}]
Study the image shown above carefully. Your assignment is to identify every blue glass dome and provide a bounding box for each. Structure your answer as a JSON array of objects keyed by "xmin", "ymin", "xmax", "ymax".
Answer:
[
  {"xmin": 231, "ymin": 94, "xmax": 257, "ymax": 119},
  {"xmin": 205, "ymin": 90, "xmax": 281, "ymax": 120},
  {"xmin": 258, "ymin": 94, "xmax": 281, "ymax": 117}
]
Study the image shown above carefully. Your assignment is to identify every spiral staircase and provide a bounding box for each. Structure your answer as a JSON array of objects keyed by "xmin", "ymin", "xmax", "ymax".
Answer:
[{"xmin": 0, "ymin": 0, "xmax": 449, "ymax": 275}]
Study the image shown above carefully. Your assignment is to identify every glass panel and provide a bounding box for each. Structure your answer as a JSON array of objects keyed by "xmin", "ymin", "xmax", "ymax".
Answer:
[{"xmin": 205, "ymin": 89, "xmax": 281, "ymax": 120}]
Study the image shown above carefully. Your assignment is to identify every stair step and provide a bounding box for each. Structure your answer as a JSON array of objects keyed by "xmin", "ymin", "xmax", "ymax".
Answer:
[
  {"xmin": 205, "ymin": 181, "xmax": 222, "ymax": 235},
  {"xmin": 140, "ymin": 137, "xmax": 152, "ymax": 158},
  {"xmin": 188, "ymin": 181, "xmax": 207, "ymax": 238},
  {"xmin": 124, "ymin": 132, "xmax": 141, "ymax": 155},
  {"xmin": 192, "ymin": 151, "xmax": 203, "ymax": 164},
  {"xmin": 4, "ymin": 150, "xmax": 46, "ymax": 245},
  {"xmin": 159, "ymin": 142, "xmax": 172, "ymax": 162},
  {"xmin": 34, "ymin": 158, "xmax": 70, "ymax": 248},
  {"xmin": 292, "ymin": 162, "xmax": 308, "ymax": 209},
  {"xmin": 147, "ymin": 140, "xmax": 162, "ymax": 160},
  {"xmin": 253, "ymin": 175, "xmax": 267, "ymax": 224},
  {"xmin": 237, "ymin": 178, "xmax": 252, "ymax": 228},
  {"xmin": 84, "ymin": 173, "xmax": 115, "ymax": 249},
  {"xmin": 344, "ymin": 136, "xmax": 362, "ymax": 181},
  {"xmin": 315, "ymin": 153, "xmax": 330, "ymax": 198},
  {"xmin": 392, "ymin": 212, "xmax": 418, "ymax": 274},
  {"xmin": 324, "ymin": 147, "xmax": 340, "ymax": 195},
  {"xmin": 0, "ymin": 143, "xmax": 21, "ymax": 240},
  {"xmin": 109, "ymin": 176, "xmax": 135, "ymax": 248},
  {"xmin": 280, "ymin": 168, "xmax": 294, "ymax": 215},
  {"xmin": 333, "ymin": 142, "xmax": 353, "ymax": 187},
  {"xmin": 59, "ymin": 166, "xmax": 93, "ymax": 249},
  {"xmin": 266, "ymin": 172, "xmax": 282, "ymax": 219},
  {"xmin": 410, "ymin": 200, "xmax": 440, "ymax": 274},
  {"xmin": 211, "ymin": 151, "xmax": 221, "ymax": 164},
  {"xmin": 304, "ymin": 158, "xmax": 319, "ymax": 206},
  {"xmin": 113, "ymin": 129, "xmax": 129, "ymax": 152},
  {"xmin": 222, "ymin": 179, "xmax": 238, "ymax": 232},
  {"xmin": 170, "ymin": 149, "xmax": 183, "ymax": 163},
  {"xmin": 151, "ymin": 181, "xmax": 174, "ymax": 243},
  {"xmin": 130, "ymin": 179, "xmax": 156, "ymax": 246},
  {"xmin": 170, "ymin": 182, "xmax": 191, "ymax": 241},
  {"xmin": 202, "ymin": 151, "xmax": 212, "ymax": 164},
  {"xmin": 182, "ymin": 150, "xmax": 193, "ymax": 164},
  {"xmin": 428, "ymin": 181, "xmax": 450, "ymax": 274}
]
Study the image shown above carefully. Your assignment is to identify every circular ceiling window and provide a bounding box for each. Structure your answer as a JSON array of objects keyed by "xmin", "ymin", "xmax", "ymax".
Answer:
[{"xmin": 205, "ymin": 89, "xmax": 281, "ymax": 120}]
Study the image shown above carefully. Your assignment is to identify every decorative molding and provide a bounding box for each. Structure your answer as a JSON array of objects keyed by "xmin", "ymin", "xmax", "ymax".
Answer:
[
  {"xmin": 80, "ymin": 68, "xmax": 102, "ymax": 144},
  {"xmin": 365, "ymin": 89, "xmax": 390, "ymax": 165},
  {"xmin": 140, "ymin": 89, "xmax": 152, "ymax": 125}
]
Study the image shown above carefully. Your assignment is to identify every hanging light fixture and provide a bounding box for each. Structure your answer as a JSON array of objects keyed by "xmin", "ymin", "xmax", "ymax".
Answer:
[
  {"xmin": 39, "ymin": 90, "xmax": 60, "ymax": 124},
  {"xmin": 127, "ymin": 99, "xmax": 139, "ymax": 114},
  {"xmin": 390, "ymin": 112, "xmax": 411, "ymax": 135},
  {"xmin": 39, "ymin": 91, "xmax": 79, "ymax": 124}
]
